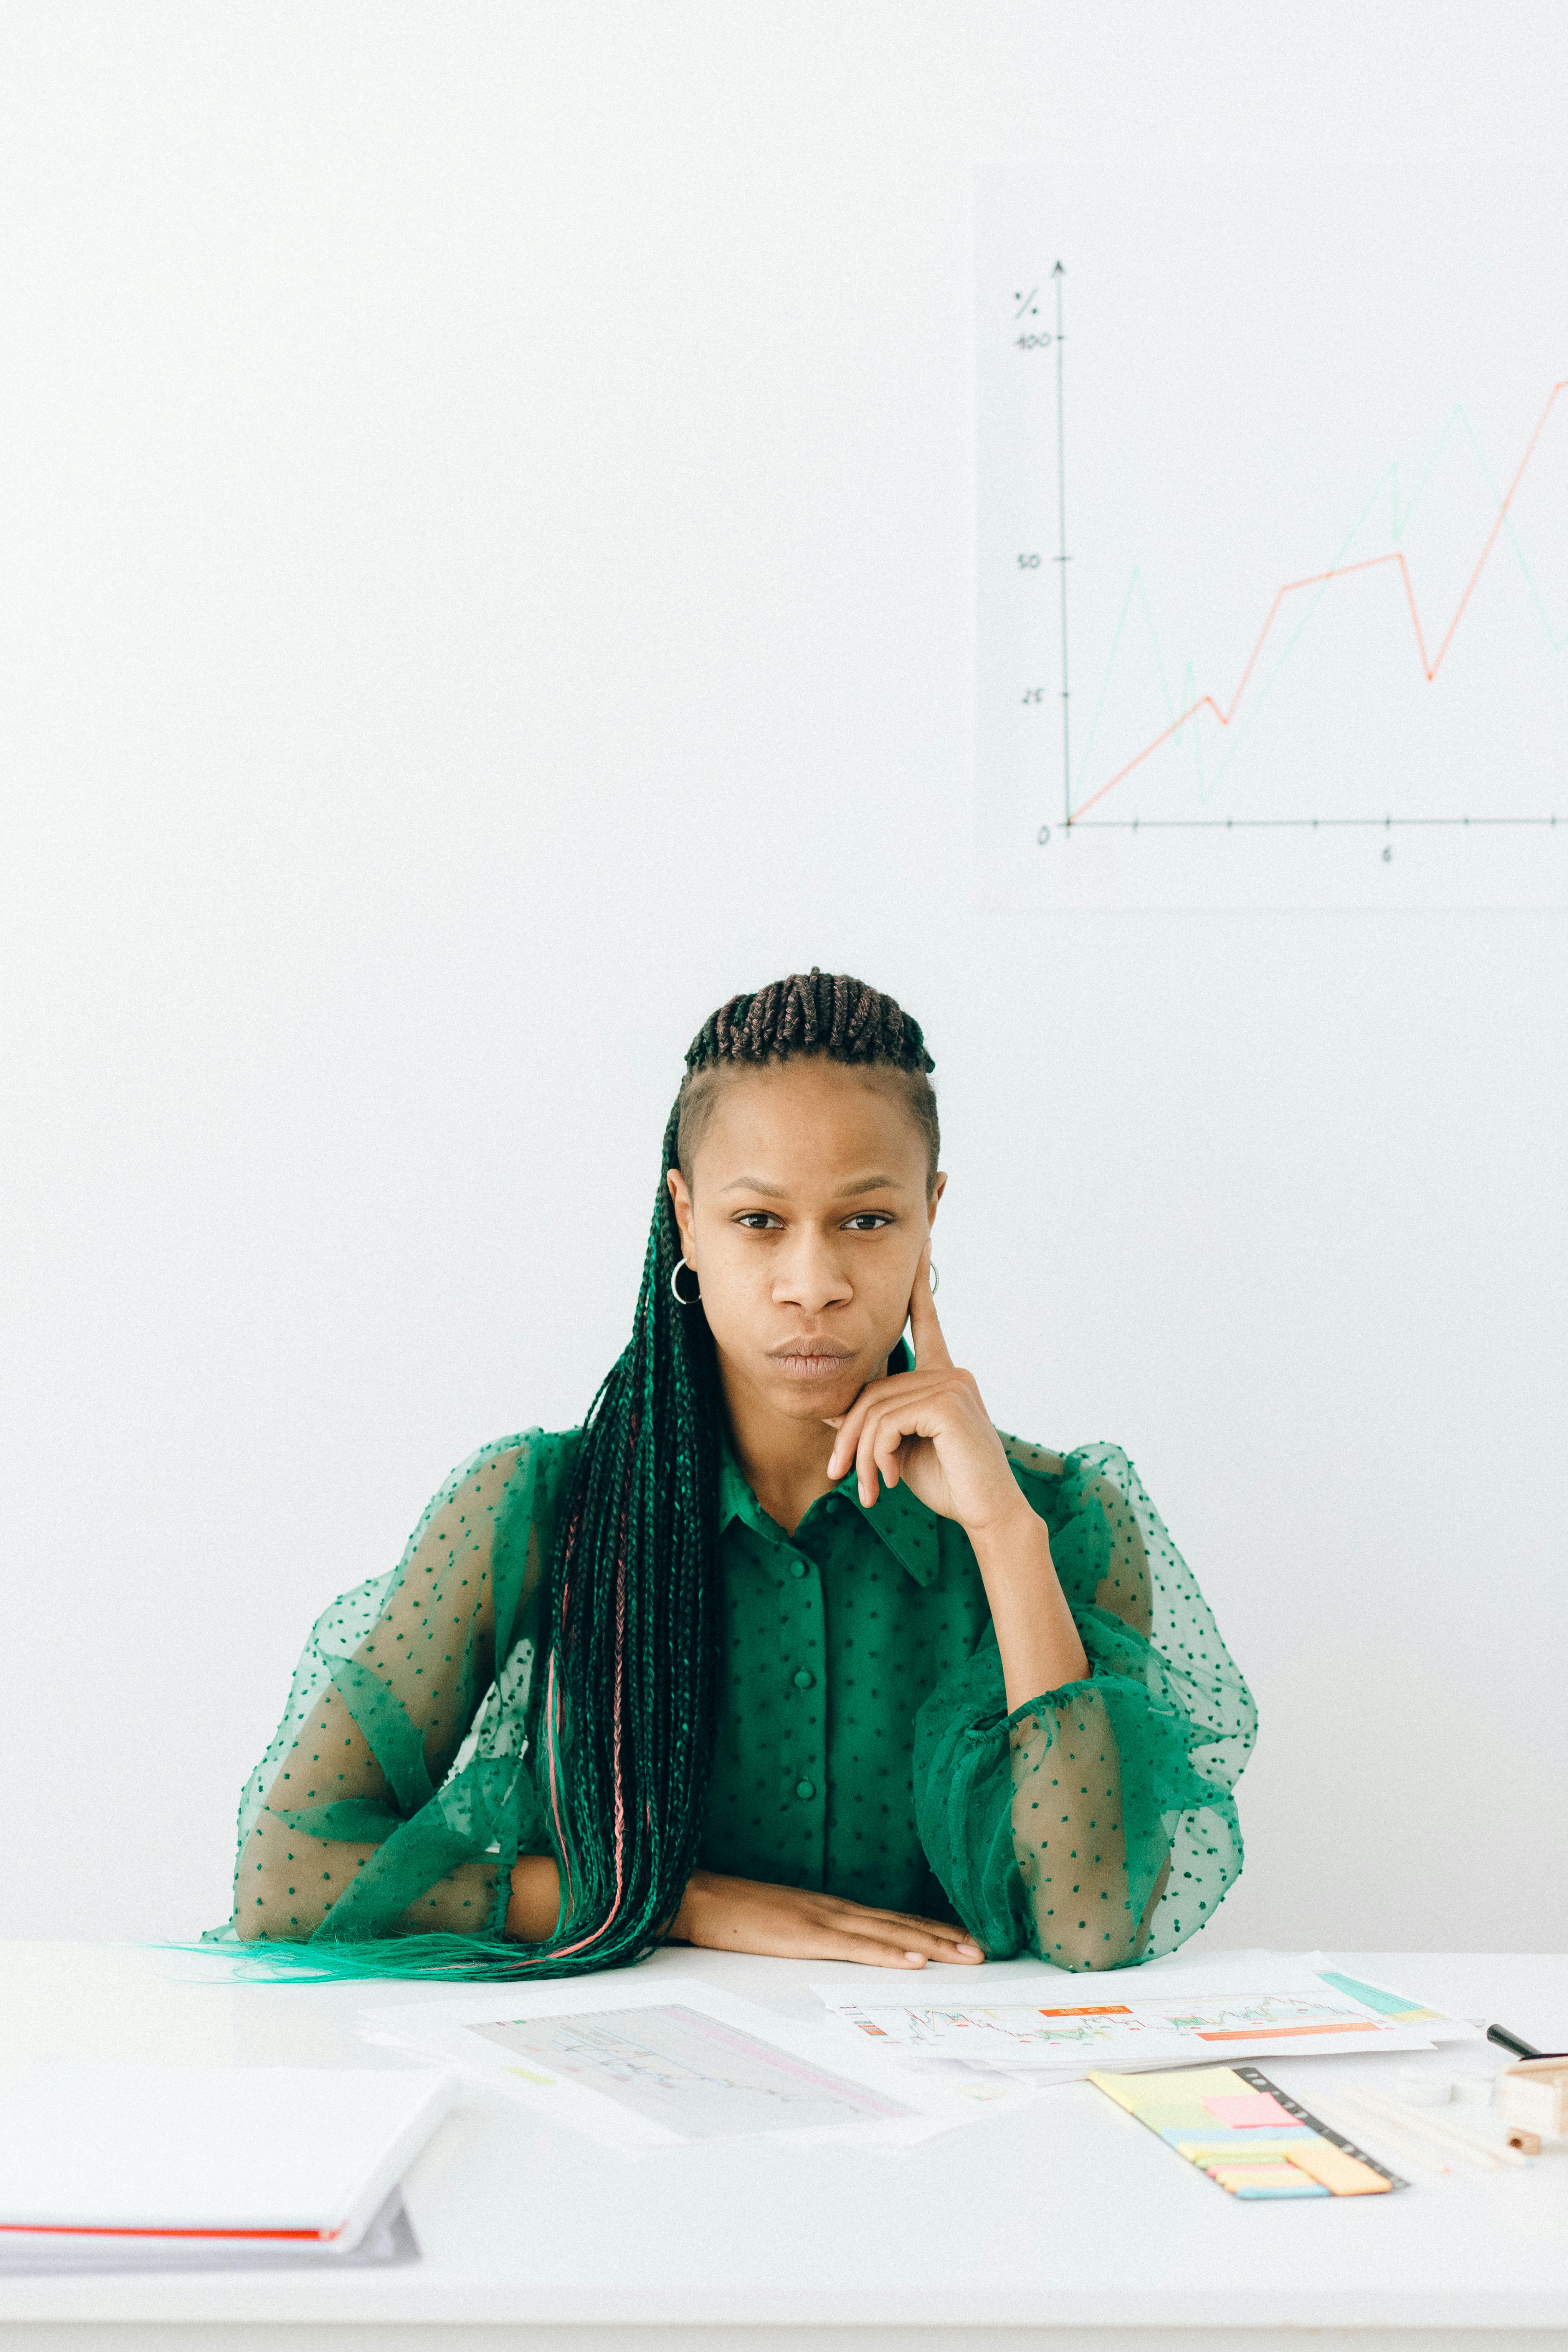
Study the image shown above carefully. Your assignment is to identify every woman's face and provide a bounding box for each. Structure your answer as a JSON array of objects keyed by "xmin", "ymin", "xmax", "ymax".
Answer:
[{"xmin": 667, "ymin": 1057, "xmax": 942, "ymax": 1427}]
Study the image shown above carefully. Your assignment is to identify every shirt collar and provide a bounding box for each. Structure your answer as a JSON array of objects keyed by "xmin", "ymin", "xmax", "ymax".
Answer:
[{"xmin": 714, "ymin": 1339, "xmax": 939, "ymax": 1588}]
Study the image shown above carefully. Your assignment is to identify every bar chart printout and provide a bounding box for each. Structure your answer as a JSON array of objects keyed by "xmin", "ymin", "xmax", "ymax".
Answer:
[
  {"xmin": 818, "ymin": 1983, "xmax": 1436, "ymax": 2075},
  {"xmin": 975, "ymin": 171, "xmax": 1568, "ymax": 910}
]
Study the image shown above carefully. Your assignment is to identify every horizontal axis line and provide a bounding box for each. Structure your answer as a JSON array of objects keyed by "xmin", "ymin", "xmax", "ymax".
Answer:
[{"xmin": 1057, "ymin": 815, "xmax": 1562, "ymax": 832}]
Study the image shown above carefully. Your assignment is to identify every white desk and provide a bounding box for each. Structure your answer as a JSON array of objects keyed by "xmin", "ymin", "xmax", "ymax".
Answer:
[{"xmin": 0, "ymin": 1941, "xmax": 1565, "ymax": 2350}]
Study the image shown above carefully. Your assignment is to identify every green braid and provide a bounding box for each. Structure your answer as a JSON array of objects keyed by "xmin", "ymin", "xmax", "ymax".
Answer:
[{"xmin": 522, "ymin": 970, "xmax": 937, "ymax": 1976}]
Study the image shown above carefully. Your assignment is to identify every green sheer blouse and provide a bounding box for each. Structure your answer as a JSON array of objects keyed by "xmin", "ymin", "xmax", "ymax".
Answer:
[{"xmin": 223, "ymin": 1384, "xmax": 1256, "ymax": 1971}]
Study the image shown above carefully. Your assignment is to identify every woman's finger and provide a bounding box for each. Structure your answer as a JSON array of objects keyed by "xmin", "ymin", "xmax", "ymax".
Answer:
[
  {"xmin": 855, "ymin": 1397, "xmax": 907, "ymax": 1508},
  {"xmin": 907, "ymin": 1238, "xmax": 953, "ymax": 1371},
  {"xmin": 877, "ymin": 1907, "xmax": 984, "ymax": 1947},
  {"xmin": 855, "ymin": 1386, "xmax": 942, "ymax": 1508},
  {"xmin": 849, "ymin": 1908, "xmax": 986, "ymax": 1958},
  {"xmin": 854, "ymin": 1927, "xmax": 984, "ymax": 1966},
  {"xmin": 871, "ymin": 1406, "xmax": 909, "ymax": 1495},
  {"xmin": 827, "ymin": 1379, "xmax": 926, "ymax": 1482},
  {"xmin": 835, "ymin": 1923, "xmax": 978, "ymax": 1967},
  {"xmin": 826, "ymin": 1392, "xmax": 874, "ymax": 1484},
  {"xmin": 816, "ymin": 1930, "xmax": 933, "ymax": 1969}
]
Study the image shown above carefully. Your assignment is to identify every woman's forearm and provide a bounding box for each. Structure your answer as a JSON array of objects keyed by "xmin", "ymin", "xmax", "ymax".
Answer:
[
  {"xmin": 232, "ymin": 1815, "xmax": 385, "ymax": 1941},
  {"xmin": 505, "ymin": 1852, "xmax": 563, "ymax": 1941},
  {"xmin": 968, "ymin": 1501, "xmax": 1088, "ymax": 1711}
]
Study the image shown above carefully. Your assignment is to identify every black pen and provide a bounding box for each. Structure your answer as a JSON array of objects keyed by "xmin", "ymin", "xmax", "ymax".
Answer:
[{"xmin": 1487, "ymin": 2023, "xmax": 1567, "ymax": 2061}]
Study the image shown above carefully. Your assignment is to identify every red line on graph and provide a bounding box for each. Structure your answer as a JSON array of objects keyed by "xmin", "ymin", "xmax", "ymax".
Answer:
[{"xmin": 1066, "ymin": 377, "xmax": 1568, "ymax": 824}]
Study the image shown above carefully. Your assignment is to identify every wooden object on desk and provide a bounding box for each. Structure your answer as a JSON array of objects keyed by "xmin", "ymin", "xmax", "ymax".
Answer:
[{"xmin": 1500, "ymin": 2056, "xmax": 1568, "ymax": 2155}]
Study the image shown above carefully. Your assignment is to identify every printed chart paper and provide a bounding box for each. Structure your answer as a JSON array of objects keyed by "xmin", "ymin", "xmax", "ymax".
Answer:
[
  {"xmin": 469, "ymin": 2003, "xmax": 909, "ymax": 2141},
  {"xmin": 976, "ymin": 124, "xmax": 1568, "ymax": 910},
  {"xmin": 1313, "ymin": 1967, "xmax": 1474, "ymax": 2041},
  {"xmin": 820, "ymin": 1989, "xmax": 1428, "ymax": 2073},
  {"xmin": 360, "ymin": 1975, "xmax": 1040, "ymax": 2151},
  {"xmin": 814, "ymin": 1962, "xmax": 1452, "ymax": 2082}
]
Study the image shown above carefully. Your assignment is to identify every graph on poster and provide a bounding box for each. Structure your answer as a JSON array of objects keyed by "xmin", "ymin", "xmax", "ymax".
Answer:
[{"xmin": 976, "ymin": 173, "xmax": 1568, "ymax": 909}]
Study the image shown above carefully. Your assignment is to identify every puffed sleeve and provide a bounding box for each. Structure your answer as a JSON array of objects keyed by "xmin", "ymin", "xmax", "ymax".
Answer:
[
  {"xmin": 912, "ymin": 1439, "xmax": 1256, "ymax": 1970},
  {"xmin": 222, "ymin": 1429, "xmax": 571, "ymax": 1946}
]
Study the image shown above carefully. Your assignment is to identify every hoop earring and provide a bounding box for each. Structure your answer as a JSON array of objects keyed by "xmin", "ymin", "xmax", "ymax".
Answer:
[
  {"xmin": 670, "ymin": 1257, "xmax": 701, "ymax": 1306},
  {"xmin": 928, "ymin": 1260, "xmax": 939, "ymax": 1295}
]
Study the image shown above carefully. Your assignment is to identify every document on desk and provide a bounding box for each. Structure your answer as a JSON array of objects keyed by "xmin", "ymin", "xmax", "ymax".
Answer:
[
  {"xmin": 812, "ymin": 1952, "xmax": 1470, "ymax": 2083},
  {"xmin": 0, "ymin": 2189, "xmax": 420, "ymax": 2274},
  {"xmin": 359, "ymin": 1976, "xmax": 1043, "ymax": 2151},
  {"xmin": 0, "ymin": 2061, "xmax": 453, "ymax": 2260}
]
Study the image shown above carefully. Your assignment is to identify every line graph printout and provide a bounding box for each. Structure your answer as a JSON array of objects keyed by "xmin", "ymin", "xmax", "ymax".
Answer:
[
  {"xmin": 359, "ymin": 1977, "xmax": 1038, "ymax": 2150},
  {"xmin": 472, "ymin": 2005, "xmax": 912, "ymax": 2141},
  {"xmin": 977, "ymin": 140, "xmax": 1568, "ymax": 909}
]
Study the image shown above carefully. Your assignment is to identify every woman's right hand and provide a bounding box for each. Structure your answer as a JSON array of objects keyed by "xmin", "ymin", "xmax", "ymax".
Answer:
[{"xmin": 669, "ymin": 1870, "xmax": 986, "ymax": 1968}]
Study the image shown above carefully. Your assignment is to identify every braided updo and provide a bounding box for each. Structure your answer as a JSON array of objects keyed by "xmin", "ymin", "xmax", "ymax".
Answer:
[{"xmin": 677, "ymin": 968, "xmax": 939, "ymax": 1184}]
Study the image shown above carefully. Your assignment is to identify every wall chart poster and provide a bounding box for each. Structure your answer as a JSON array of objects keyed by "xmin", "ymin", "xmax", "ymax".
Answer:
[{"xmin": 975, "ymin": 116, "xmax": 1568, "ymax": 910}]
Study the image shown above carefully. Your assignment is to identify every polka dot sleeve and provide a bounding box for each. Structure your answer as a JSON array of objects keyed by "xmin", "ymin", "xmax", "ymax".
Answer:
[
  {"xmin": 219, "ymin": 1432, "xmax": 557, "ymax": 1947},
  {"xmin": 911, "ymin": 1440, "xmax": 1257, "ymax": 1971}
]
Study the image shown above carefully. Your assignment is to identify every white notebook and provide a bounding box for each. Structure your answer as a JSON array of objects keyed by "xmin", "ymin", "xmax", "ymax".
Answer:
[{"xmin": 0, "ymin": 2061, "xmax": 456, "ymax": 2256}]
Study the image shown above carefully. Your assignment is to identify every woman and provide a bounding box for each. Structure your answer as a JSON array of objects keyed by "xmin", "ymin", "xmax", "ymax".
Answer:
[{"xmin": 220, "ymin": 970, "xmax": 1255, "ymax": 1977}]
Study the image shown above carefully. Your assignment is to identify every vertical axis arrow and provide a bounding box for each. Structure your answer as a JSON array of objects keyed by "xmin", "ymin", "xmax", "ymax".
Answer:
[{"xmin": 1053, "ymin": 262, "xmax": 1071, "ymax": 827}]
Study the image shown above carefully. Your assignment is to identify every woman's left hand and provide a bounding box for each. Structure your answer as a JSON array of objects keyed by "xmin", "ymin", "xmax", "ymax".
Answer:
[{"xmin": 824, "ymin": 1243, "xmax": 1031, "ymax": 1539}]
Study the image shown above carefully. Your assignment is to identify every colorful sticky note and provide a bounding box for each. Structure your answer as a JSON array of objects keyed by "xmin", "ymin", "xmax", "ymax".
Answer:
[
  {"xmin": 1090, "ymin": 2063, "xmax": 1249, "ymax": 2114},
  {"xmin": 1208, "ymin": 2163, "xmax": 1327, "ymax": 2198},
  {"xmin": 1143, "ymin": 2106, "xmax": 1231, "ymax": 2136},
  {"xmin": 1283, "ymin": 2141, "xmax": 1392, "ymax": 2195},
  {"xmin": 1088, "ymin": 2065, "xmax": 1404, "ymax": 2201},
  {"xmin": 1203, "ymin": 2091, "xmax": 1298, "ymax": 2128}
]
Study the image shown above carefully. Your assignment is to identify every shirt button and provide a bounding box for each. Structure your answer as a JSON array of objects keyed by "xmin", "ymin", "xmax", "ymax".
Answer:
[
  {"xmin": 789, "ymin": 1559, "xmax": 807, "ymax": 1580},
  {"xmin": 795, "ymin": 1779, "xmax": 815, "ymax": 1802},
  {"xmin": 793, "ymin": 1669, "xmax": 814, "ymax": 1690}
]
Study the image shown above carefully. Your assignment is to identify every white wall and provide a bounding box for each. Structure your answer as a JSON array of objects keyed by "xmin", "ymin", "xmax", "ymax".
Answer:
[{"xmin": 3, "ymin": 0, "xmax": 1564, "ymax": 1953}]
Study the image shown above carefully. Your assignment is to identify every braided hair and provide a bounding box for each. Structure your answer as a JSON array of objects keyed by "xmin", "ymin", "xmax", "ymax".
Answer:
[
  {"xmin": 525, "ymin": 969, "xmax": 938, "ymax": 1975},
  {"xmin": 259, "ymin": 971, "xmax": 936, "ymax": 1982}
]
